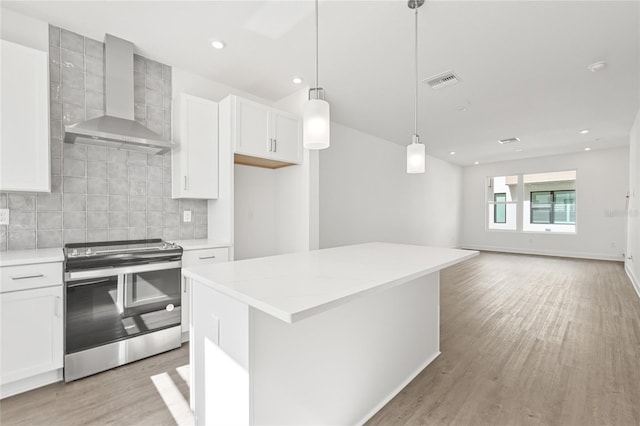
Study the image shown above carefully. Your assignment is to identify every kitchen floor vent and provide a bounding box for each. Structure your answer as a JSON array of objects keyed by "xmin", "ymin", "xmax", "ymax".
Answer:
[
  {"xmin": 423, "ymin": 70, "xmax": 462, "ymax": 90},
  {"xmin": 498, "ymin": 137, "xmax": 520, "ymax": 144}
]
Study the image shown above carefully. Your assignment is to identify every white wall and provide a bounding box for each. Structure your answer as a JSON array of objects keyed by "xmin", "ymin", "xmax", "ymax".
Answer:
[
  {"xmin": 462, "ymin": 148, "xmax": 629, "ymax": 260},
  {"xmin": 319, "ymin": 123, "xmax": 463, "ymax": 249},
  {"xmin": 408, "ymin": 155, "xmax": 463, "ymax": 248},
  {"xmin": 626, "ymin": 110, "xmax": 640, "ymax": 296},
  {"xmin": 233, "ymin": 165, "xmax": 277, "ymax": 260},
  {"xmin": 0, "ymin": 8, "xmax": 48, "ymax": 52}
]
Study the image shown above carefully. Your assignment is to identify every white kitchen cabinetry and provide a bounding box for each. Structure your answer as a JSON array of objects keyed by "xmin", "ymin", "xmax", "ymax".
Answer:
[
  {"xmin": 0, "ymin": 40, "xmax": 50, "ymax": 192},
  {"xmin": 229, "ymin": 95, "xmax": 302, "ymax": 168},
  {"xmin": 181, "ymin": 246, "xmax": 229, "ymax": 342},
  {"xmin": 172, "ymin": 93, "xmax": 219, "ymax": 199},
  {"xmin": 0, "ymin": 259, "xmax": 63, "ymax": 399}
]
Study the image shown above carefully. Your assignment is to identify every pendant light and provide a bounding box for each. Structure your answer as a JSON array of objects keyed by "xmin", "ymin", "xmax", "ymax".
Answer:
[
  {"xmin": 303, "ymin": 0, "xmax": 330, "ymax": 150},
  {"xmin": 407, "ymin": 0, "xmax": 425, "ymax": 174}
]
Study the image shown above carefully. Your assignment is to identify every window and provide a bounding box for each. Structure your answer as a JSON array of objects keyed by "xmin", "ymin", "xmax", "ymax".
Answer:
[
  {"xmin": 523, "ymin": 170, "xmax": 576, "ymax": 233},
  {"xmin": 487, "ymin": 175, "xmax": 517, "ymax": 230},
  {"xmin": 530, "ymin": 190, "xmax": 575, "ymax": 224},
  {"xmin": 494, "ymin": 193, "xmax": 506, "ymax": 223},
  {"xmin": 486, "ymin": 170, "xmax": 577, "ymax": 234}
]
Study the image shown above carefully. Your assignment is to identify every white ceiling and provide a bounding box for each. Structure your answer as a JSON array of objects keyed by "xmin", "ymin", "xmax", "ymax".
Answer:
[{"xmin": 4, "ymin": 0, "xmax": 639, "ymax": 166}]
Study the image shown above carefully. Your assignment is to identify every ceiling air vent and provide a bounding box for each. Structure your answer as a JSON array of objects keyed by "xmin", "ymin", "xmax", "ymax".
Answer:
[
  {"xmin": 423, "ymin": 70, "xmax": 462, "ymax": 90},
  {"xmin": 498, "ymin": 137, "xmax": 520, "ymax": 145}
]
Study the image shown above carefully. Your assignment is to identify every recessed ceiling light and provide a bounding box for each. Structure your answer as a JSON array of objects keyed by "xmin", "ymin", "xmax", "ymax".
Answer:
[
  {"xmin": 292, "ymin": 77, "xmax": 303, "ymax": 84},
  {"xmin": 457, "ymin": 106, "xmax": 467, "ymax": 112},
  {"xmin": 498, "ymin": 137, "xmax": 520, "ymax": 145},
  {"xmin": 579, "ymin": 129, "xmax": 590, "ymax": 134},
  {"xmin": 449, "ymin": 151, "xmax": 456, "ymax": 155},
  {"xmin": 587, "ymin": 61, "xmax": 606, "ymax": 72},
  {"xmin": 584, "ymin": 147, "xmax": 592, "ymax": 151},
  {"xmin": 211, "ymin": 40, "xmax": 226, "ymax": 49},
  {"xmin": 514, "ymin": 148, "xmax": 523, "ymax": 152},
  {"xmin": 474, "ymin": 161, "xmax": 480, "ymax": 165}
]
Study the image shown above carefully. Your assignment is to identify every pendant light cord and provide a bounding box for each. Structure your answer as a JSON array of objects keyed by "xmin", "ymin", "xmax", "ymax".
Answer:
[
  {"xmin": 413, "ymin": 6, "xmax": 419, "ymax": 139},
  {"xmin": 315, "ymin": 0, "xmax": 319, "ymax": 98}
]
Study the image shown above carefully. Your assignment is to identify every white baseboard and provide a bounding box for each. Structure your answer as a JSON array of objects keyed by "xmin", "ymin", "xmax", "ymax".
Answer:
[
  {"xmin": 625, "ymin": 264, "xmax": 640, "ymax": 300},
  {"xmin": 356, "ymin": 351, "xmax": 441, "ymax": 426},
  {"xmin": 461, "ymin": 244, "xmax": 624, "ymax": 262},
  {"xmin": 1, "ymin": 368, "xmax": 62, "ymax": 399}
]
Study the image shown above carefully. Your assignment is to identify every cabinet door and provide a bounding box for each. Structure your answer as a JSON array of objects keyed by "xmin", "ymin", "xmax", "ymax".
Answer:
[
  {"xmin": 271, "ymin": 110, "xmax": 302, "ymax": 164},
  {"xmin": 235, "ymin": 98, "xmax": 271, "ymax": 159},
  {"xmin": 184, "ymin": 95, "xmax": 219, "ymax": 199},
  {"xmin": 0, "ymin": 286, "xmax": 63, "ymax": 385},
  {"xmin": 181, "ymin": 247, "xmax": 230, "ymax": 340},
  {"xmin": 0, "ymin": 40, "xmax": 50, "ymax": 192},
  {"xmin": 173, "ymin": 94, "xmax": 219, "ymax": 199}
]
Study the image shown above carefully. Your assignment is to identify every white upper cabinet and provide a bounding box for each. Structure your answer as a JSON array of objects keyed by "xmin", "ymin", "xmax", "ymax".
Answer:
[
  {"xmin": 236, "ymin": 99, "xmax": 271, "ymax": 158},
  {"xmin": 231, "ymin": 96, "xmax": 302, "ymax": 167},
  {"xmin": 172, "ymin": 93, "xmax": 219, "ymax": 199},
  {"xmin": 0, "ymin": 40, "xmax": 50, "ymax": 192},
  {"xmin": 271, "ymin": 110, "xmax": 301, "ymax": 164}
]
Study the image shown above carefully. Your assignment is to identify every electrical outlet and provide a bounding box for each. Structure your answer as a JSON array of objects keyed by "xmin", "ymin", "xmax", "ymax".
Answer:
[
  {"xmin": 0, "ymin": 209, "xmax": 9, "ymax": 225},
  {"xmin": 183, "ymin": 210, "xmax": 192, "ymax": 223}
]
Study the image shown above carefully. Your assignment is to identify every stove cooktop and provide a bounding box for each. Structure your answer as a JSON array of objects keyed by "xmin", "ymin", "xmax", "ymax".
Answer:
[
  {"xmin": 65, "ymin": 238, "xmax": 180, "ymax": 257},
  {"xmin": 64, "ymin": 239, "xmax": 183, "ymax": 270}
]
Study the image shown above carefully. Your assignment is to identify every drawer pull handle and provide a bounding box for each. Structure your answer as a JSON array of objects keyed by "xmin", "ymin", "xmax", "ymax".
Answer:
[
  {"xmin": 199, "ymin": 255, "xmax": 216, "ymax": 260},
  {"xmin": 11, "ymin": 274, "xmax": 44, "ymax": 280}
]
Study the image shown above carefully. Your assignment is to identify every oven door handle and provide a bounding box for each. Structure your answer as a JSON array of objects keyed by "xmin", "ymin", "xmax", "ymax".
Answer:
[
  {"xmin": 66, "ymin": 278, "xmax": 113, "ymax": 288},
  {"xmin": 65, "ymin": 260, "xmax": 182, "ymax": 281}
]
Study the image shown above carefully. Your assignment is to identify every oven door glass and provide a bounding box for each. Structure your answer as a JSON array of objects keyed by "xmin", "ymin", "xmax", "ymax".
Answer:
[{"xmin": 66, "ymin": 268, "xmax": 181, "ymax": 354}]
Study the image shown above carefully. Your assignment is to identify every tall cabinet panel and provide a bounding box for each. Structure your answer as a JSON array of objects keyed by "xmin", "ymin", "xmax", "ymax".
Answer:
[
  {"xmin": 172, "ymin": 93, "xmax": 219, "ymax": 199},
  {"xmin": 0, "ymin": 40, "xmax": 50, "ymax": 192}
]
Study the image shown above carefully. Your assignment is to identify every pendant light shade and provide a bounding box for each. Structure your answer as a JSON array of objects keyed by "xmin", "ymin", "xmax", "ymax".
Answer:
[
  {"xmin": 303, "ymin": 97, "xmax": 330, "ymax": 149},
  {"xmin": 406, "ymin": 0, "xmax": 425, "ymax": 173},
  {"xmin": 407, "ymin": 136, "xmax": 425, "ymax": 173},
  {"xmin": 303, "ymin": 0, "xmax": 330, "ymax": 150}
]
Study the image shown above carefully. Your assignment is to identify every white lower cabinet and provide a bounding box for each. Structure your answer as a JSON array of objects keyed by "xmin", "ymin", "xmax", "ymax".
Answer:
[
  {"xmin": 1, "ymin": 284, "xmax": 63, "ymax": 398},
  {"xmin": 181, "ymin": 247, "xmax": 230, "ymax": 341}
]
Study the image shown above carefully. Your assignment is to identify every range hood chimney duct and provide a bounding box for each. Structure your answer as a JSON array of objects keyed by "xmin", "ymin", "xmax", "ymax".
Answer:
[{"xmin": 63, "ymin": 34, "xmax": 173, "ymax": 155}]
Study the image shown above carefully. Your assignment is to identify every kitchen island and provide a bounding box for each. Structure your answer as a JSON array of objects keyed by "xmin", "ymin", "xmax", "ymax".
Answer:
[{"xmin": 183, "ymin": 242, "xmax": 477, "ymax": 425}]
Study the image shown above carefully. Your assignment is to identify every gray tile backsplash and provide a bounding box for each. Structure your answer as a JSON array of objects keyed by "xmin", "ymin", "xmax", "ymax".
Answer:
[{"xmin": 0, "ymin": 25, "xmax": 207, "ymax": 251}]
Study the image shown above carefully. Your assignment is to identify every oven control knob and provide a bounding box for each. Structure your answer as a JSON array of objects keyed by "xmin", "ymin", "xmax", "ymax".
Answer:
[
  {"xmin": 86, "ymin": 248, "xmax": 93, "ymax": 255},
  {"xmin": 166, "ymin": 304, "xmax": 175, "ymax": 312},
  {"xmin": 70, "ymin": 249, "xmax": 78, "ymax": 257}
]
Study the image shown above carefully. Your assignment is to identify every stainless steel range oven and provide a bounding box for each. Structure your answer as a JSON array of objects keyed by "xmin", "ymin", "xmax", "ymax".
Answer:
[{"xmin": 64, "ymin": 239, "xmax": 183, "ymax": 382}]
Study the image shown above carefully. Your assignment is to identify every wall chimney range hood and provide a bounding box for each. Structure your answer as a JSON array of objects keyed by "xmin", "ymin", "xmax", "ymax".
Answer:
[{"xmin": 64, "ymin": 34, "xmax": 173, "ymax": 155}]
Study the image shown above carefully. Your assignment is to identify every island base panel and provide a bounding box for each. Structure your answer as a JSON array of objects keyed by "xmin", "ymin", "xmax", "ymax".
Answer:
[{"xmin": 191, "ymin": 272, "xmax": 440, "ymax": 425}]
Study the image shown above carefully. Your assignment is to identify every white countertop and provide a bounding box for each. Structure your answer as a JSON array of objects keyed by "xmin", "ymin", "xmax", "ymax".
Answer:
[
  {"xmin": 183, "ymin": 242, "xmax": 478, "ymax": 323},
  {"xmin": 172, "ymin": 239, "xmax": 231, "ymax": 251},
  {"xmin": 0, "ymin": 248, "xmax": 64, "ymax": 267}
]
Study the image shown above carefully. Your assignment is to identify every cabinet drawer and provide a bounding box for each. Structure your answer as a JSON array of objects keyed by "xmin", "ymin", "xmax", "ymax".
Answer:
[
  {"xmin": 182, "ymin": 247, "xmax": 229, "ymax": 267},
  {"xmin": 0, "ymin": 262, "xmax": 63, "ymax": 293}
]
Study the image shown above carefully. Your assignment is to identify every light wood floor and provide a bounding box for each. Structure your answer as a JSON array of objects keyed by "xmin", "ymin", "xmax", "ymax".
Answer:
[
  {"xmin": 2, "ymin": 252, "xmax": 639, "ymax": 426},
  {"xmin": 368, "ymin": 252, "xmax": 640, "ymax": 426},
  {"xmin": 0, "ymin": 345, "xmax": 191, "ymax": 426}
]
